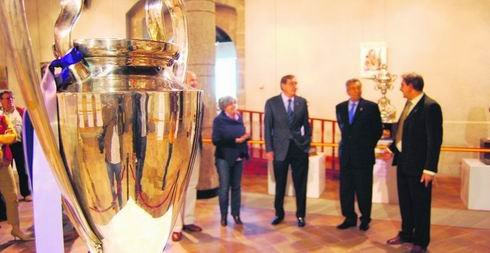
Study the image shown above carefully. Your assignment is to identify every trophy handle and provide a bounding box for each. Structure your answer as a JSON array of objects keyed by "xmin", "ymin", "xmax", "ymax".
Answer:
[
  {"xmin": 0, "ymin": 1, "xmax": 103, "ymax": 252},
  {"xmin": 54, "ymin": 0, "xmax": 83, "ymax": 58},
  {"xmin": 53, "ymin": 0, "xmax": 188, "ymax": 83},
  {"xmin": 146, "ymin": 0, "xmax": 188, "ymax": 83}
]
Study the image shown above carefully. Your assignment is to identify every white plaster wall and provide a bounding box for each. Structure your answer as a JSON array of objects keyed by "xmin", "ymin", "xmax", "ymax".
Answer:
[{"xmin": 245, "ymin": 0, "xmax": 490, "ymax": 175}]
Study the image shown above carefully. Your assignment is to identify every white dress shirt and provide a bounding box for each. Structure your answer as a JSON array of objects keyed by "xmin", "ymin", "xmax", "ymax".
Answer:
[
  {"xmin": 281, "ymin": 93, "xmax": 295, "ymax": 112},
  {"xmin": 396, "ymin": 92, "xmax": 424, "ymax": 152},
  {"xmin": 140, "ymin": 95, "xmax": 147, "ymax": 137},
  {"xmin": 110, "ymin": 124, "xmax": 121, "ymax": 164}
]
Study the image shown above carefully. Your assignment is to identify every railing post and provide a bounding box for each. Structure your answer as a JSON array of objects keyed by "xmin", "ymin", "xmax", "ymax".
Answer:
[
  {"xmin": 310, "ymin": 119, "xmax": 314, "ymax": 147},
  {"xmin": 249, "ymin": 111, "xmax": 254, "ymax": 157},
  {"xmin": 321, "ymin": 121, "xmax": 325, "ymax": 153},
  {"xmin": 259, "ymin": 112, "xmax": 264, "ymax": 158},
  {"xmin": 331, "ymin": 121, "xmax": 336, "ymax": 172}
]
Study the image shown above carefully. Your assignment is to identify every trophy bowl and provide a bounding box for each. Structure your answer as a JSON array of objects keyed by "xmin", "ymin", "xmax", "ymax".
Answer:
[
  {"xmin": 57, "ymin": 78, "xmax": 202, "ymax": 252},
  {"xmin": 0, "ymin": 0, "xmax": 202, "ymax": 252}
]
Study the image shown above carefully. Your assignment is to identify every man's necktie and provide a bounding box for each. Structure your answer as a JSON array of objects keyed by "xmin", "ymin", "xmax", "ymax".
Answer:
[
  {"xmin": 395, "ymin": 100, "xmax": 412, "ymax": 147},
  {"xmin": 348, "ymin": 102, "xmax": 357, "ymax": 124},
  {"xmin": 287, "ymin": 98, "xmax": 293, "ymax": 125}
]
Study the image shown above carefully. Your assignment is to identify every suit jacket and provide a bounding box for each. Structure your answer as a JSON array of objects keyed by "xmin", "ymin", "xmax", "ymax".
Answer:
[
  {"xmin": 389, "ymin": 94, "xmax": 443, "ymax": 176},
  {"xmin": 264, "ymin": 94, "xmax": 311, "ymax": 161},
  {"xmin": 336, "ymin": 98, "xmax": 382, "ymax": 169},
  {"xmin": 132, "ymin": 93, "xmax": 149, "ymax": 158},
  {"xmin": 212, "ymin": 111, "xmax": 249, "ymax": 166}
]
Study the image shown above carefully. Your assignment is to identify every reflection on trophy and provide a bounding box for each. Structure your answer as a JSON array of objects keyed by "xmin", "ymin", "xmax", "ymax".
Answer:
[
  {"xmin": 1, "ymin": 0, "xmax": 202, "ymax": 252},
  {"xmin": 373, "ymin": 64, "xmax": 397, "ymax": 124}
]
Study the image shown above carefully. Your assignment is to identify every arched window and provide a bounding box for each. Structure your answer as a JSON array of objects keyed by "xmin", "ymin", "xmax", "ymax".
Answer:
[{"xmin": 215, "ymin": 27, "xmax": 237, "ymax": 101}]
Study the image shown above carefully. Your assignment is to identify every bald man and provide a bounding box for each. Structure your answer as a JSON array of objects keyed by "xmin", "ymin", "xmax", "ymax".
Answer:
[{"xmin": 186, "ymin": 71, "xmax": 198, "ymax": 88}]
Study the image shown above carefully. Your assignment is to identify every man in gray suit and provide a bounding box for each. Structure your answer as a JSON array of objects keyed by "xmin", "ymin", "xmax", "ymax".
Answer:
[{"xmin": 264, "ymin": 74, "xmax": 311, "ymax": 227}]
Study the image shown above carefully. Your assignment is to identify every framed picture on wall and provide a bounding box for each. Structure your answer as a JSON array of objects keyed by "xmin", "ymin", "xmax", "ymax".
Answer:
[
  {"xmin": 360, "ymin": 42, "xmax": 387, "ymax": 78},
  {"xmin": 0, "ymin": 66, "xmax": 7, "ymax": 89}
]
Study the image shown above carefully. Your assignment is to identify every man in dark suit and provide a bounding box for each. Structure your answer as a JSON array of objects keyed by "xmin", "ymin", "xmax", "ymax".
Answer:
[
  {"xmin": 335, "ymin": 79, "xmax": 382, "ymax": 231},
  {"xmin": 133, "ymin": 92, "xmax": 149, "ymax": 195},
  {"xmin": 264, "ymin": 74, "xmax": 311, "ymax": 227},
  {"xmin": 385, "ymin": 73, "xmax": 443, "ymax": 253}
]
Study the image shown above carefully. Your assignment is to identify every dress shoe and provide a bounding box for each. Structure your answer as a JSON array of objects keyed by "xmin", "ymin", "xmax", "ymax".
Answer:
[
  {"xmin": 171, "ymin": 232, "xmax": 183, "ymax": 242},
  {"xmin": 183, "ymin": 224, "xmax": 202, "ymax": 232},
  {"xmin": 386, "ymin": 234, "xmax": 411, "ymax": 245},
  {"xmin": 20, "ymin": 196, "xmax": 32, "ymax": 202},
  {"xmin": 410, "ymin": 245, "xmax": 427, "ymax": 253},
  {"xmin": 233, "ymin": 216, "xmax": 243, "ymax": 225},
  {"xmin": 297, "ymin": 217, "xmax": 306, "ymax": 227},
  {"xmin": 220, "ymin": 216, "xmax": 227, "ymax": 227},
  {"xmin": 336, "ymin": 220, "xmax": 357, "ymax": 230},
  {"xmin": 271, "ymin": 216, "xmax": 284, "ymax": 225},
  {"xmin": 11, "ymin": 228, "xmax": 34, "ymax": 241},
  {"xmin": 359, "ymin": 222, "xmax": 370, "ymax": 231}
]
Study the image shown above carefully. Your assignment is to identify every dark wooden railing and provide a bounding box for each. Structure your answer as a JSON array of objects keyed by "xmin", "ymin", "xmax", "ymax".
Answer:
[{"xmin": 239, "ymin": 109, "xmax": 339, "ymax": 172}]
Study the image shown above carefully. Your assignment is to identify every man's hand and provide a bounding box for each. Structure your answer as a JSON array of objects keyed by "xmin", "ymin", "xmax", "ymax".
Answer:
[
  {"xmin": 242, "ymin": 132, "xmax": 251, "ymax": 141},
  {"xmin": 236, "ymin": 132, "xmax": 251, "ymax": 143},
  {"xmin": 382, "ymin": 148, "xmax": 393, "ymax": 160},
  {"xmin": 420, "ymin": 173, "xmax": 434, "ymax": 187},
  {"xmin": 382, "ymin": 129, "xmax": 391, "ymax": 139},
  {"xmin": 266, "ymin": 152, "xmax": 274, "ymax": 161}
]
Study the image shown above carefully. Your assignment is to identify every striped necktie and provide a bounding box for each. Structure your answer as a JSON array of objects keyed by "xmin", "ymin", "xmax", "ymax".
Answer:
[
  {"xmin": 395, "ymin": 100, "xmax": 412, "ymax": 147},
  {"xmin": 287, "ymin": 98, "xmax": 293, "ymax": 124}
]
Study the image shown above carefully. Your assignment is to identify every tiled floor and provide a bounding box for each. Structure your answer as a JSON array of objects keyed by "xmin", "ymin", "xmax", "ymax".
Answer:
[
  {"xmin": 241, "ymin": 168, "xmax": 466, "ymax": 210},
  {"xmin": 1, "ymin": 173, "xmax": 489, "ymax": 252}
]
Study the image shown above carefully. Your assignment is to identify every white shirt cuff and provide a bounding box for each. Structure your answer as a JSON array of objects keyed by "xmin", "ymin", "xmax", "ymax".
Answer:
[{"xmin": 423, "ymin": 169, "xmax": 436, "ymax": 176}]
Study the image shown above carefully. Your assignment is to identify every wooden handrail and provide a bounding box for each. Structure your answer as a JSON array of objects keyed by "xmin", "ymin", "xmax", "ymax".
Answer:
[
  {"xmin": 203, "ymin": 109, "xmax": 489, "ymax": 174},
  {"xmin": 202, "ymin": 138, "xmax": 490, "ymax": 153}
]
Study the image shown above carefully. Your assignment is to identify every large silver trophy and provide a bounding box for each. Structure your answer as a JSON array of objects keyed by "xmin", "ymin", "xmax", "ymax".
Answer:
[{"xmin": 0, "ymin": 0, "xmax": 202, "ymax": 252}]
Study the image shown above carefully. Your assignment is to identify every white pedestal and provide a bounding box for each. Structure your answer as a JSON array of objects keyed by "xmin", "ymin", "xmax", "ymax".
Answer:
[
  {"xmin": 33, "ymin": 134, "xmax": 64, "ymax": 253},
  {"xmin": 460, "ymin": 158, "xmax": 490, "ymax": 211},
  {"xmin": 372, "ymin": 157, "xmax": 398, "ymax": 203},
  {"xmin": 372, "ymin": 139, "xmax": 398, "ymax": 204},
  {"xmin": 267, "ymin": 153, "xmax": 326, "ymax": 198}
]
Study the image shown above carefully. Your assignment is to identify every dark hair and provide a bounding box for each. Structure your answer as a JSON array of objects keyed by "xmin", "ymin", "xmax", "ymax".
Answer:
[
  {"xmin": 402, "ymin": 73, "xmax": 424, "ymax": 91},
  {"xmin": 345, "ymin": 78, "xmax": 361, "ymax": 87},
  {"xmin": 0, "ymin": 90, "xmax": 13, "ymax": 99},
  {"xmin": 280, "ymin": 74, "xmax": 295, "ymax": 85}
]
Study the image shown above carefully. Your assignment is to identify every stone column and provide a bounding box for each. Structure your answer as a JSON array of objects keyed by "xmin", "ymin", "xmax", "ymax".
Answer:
[{"xmin": 185, "ymin": 0, "xmax": 219, "ymax": 198}]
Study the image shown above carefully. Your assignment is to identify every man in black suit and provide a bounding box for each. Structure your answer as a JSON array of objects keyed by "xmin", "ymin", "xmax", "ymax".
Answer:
[
  {"xmin": 385, "ymin": 73, "xmax": 443, "ymax": 253},
  {"xmin": 264, "ymin": 74, "xmax": 311, "ymax": 227},
  {"xmin": 133, "ymin": 92, "xmax": 149, "ymax": 195},
  {"xmin": 336, "ymin": 79, "xmax": 382, "ymax": 231}
]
